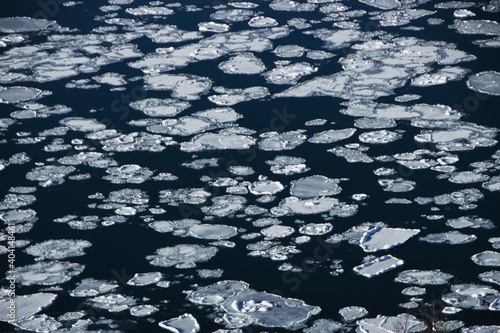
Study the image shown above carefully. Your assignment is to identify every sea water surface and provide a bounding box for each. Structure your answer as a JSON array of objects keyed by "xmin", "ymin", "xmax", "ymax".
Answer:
[{"xmin": 0, "ymin": 0, "xmax": 499, "ymax": 332}]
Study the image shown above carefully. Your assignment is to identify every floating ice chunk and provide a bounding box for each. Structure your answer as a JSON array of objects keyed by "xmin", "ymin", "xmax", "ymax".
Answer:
[
  {"xmin": 159, "ymin": 313, "xmax": 200, "ymax": 332},
  {"xmin": 70, "ymin": 278, "xmax": 119, "ymax": 297},
  {"xmin": 353, "ymin": 255, "xmax": 404, "ymax": 278},
  {"xmin": 378, "ymin": 178, "xmax": 416, "ymax": 192},
  {"xmin": 473, "ymin": 37, "xmax": 500, "ymax": 48},
  {"xmin": 471, "ymin": 251, "xmax": 500, "ymax": 266},
  {"xmin": 308, "ymin": 128, "xmax": 356, "ymax": 144},
  {"xmin": 188, "ymin": 224, "xmax": 238, "ymax": 240},
  {"xmin": 160, "ymin": 188, "xmax": 211, "ymax": 206},
  {"xmin": 279, "ymin": 196, "xmax": 341, "ymax": 215},
  {"xmin": 0, "ymin": 17, "xmax": 54, "ymax": 32},
  {"xmin": 211, "ymin": 9, "xmax": 254, "ymax": 22},
  {"xmin": 130, "ymin": 98, "xmax": 190, "ymax": 117},
  {"xmin": 101, "ymin": 132, "xmax": 175, "ymax": 152},
  {"xmin": 203, "ymin": 195, "xmax": 247, "ymax": 217},
  {"xmin": 261, "ymin": 225, "xmax": 294, "ymax": 238},
  {"xmin": 338, "ymin": 306, "xmax": 368, "ymax": 322},
  {"xmin": 229, "ymin": 2, "xmax": 259, "ymax": 9},
  {"xmin": 479, "ymin": 271, "xmax": 500, "ymax": 286},
  {"xmin": 130, "ymin": 305, "xmax": 159, "ymax": 317},
  {"xmin": 446, "ymin": 216, "xmax": 495, "ymax": 229},
  {"xmin": 24, "ymin": 239, "xmax": 91, "ymax": 260},
  {"xmin": 290, "ymin": 175, "xmax": 341, "ymax": 198},
  {"xmin": 304, "ymin": 319, "xmax": 345, "ymax": 332},
  {"xmin": 453, "ymin": 20, "xmax": 500, "ymax": 35},
  {"xmin": 449, "ymin": 171, "xmax": 489, "ymax": 184},
  {"xmin": 263, "ymin": 63, "xmax": 317, "ymax": 85},
  {"xmin": 482, "ymin": 176, "xmax": 500, "ymax": 191},
  {"xmin": 16, "ymin": 314, "xmax": 61, "ymax": 331},
  {"xmin": 270, "ymin": 0, "xmax": 317, "ymax": 12},
  {"xmin": 93, "ymin": 72, "xmax": 126, "ymax": 86},
  {"xmin": 15, "ymin": 261, "xmax": 84, "ymax": 286},
  {"xmin": 127, "ymin": 272, "xmax": 163, "ymax": 286},
  {"xmin": 104, "ymin": 164, "xmax": 153, "ymax": 184},
  {"xmin": 402, "ymin": 287, "xmax": 426, "ymax": 296},
  {"xmin": 248, "ymin": 179, "xmax": 285, "ymax": 195},
  {"xmin": 126, "ymin": 6, "xmax": 174, "ymax": 16},
  {"xmin": 462, "ymin": 326, "xmax": 500, "ymax": 333},
  {"xmin": 467, "ymin": 71, "xmax": 500, "ymax": 96},
  {"xmin": 181, "ymin": 132, "xmax": 255, "ymax": 152},
  {"xmin": 305, "ymin": 119, "xmax": 327, "ymax": 126},
  {"xmin": 299, "ymin": 223, "xmax": 333, "ymax": 236},
  {"xmin": 248, "ymin": 16, "xmax": 278, "ymax": 28},
  {"xmin": 435, "ymin": 1, "xmax": 475, "ymax": 9},
  {"xmin": 266, "ymin": 155, "xmax": 309, "ymax": 175},
  {"xmin": 0, "ymin": 86, "xmax": 45, "ymax": 104},
  {"xmin": 229, "ymin": 166, "xmax": 254, "ymax": 176},
  {"xmin": 373, "ymin": 9, "xmax": 435, "ymax": 27},
  {"xmin": 145, "ymin": 74, "xmax": 212, "ymax": 100},
  {"xmin": 420, "ymin": 231, "xmax": 476, "ymax": 245},
  {"xmin": 148, "ymin": 116, "xmax": 214, "ymax": 136},
  {"xmin": 395, "ymin": 269, "xmax": 453, "ymax": 285},
  {"xmin": 60, "ymin": 117, "xmax": 106, "ymax": 132},
  {"xmin": 209, "ymin": 86, "xmax": 270, "ymax": 106},
  {"xmin": 357, "ymin": 314, "xmax": 426, "ymax": 333},
  {"xmin": 0, "ymin": 208, "xmax": 37, "ymax": 224},
  {"xmin": 273, "ymin": 44, "xmax": 307, "ymax": 58},
  {"xmin": 328, "ymin": 146, "xmax": 373, "ymax": 163},
  {"xmin": 358, "ymin": 0, "xmax": 401, "ymax": 9},
  {"xmin": 360, "ymin": 227, "xmax": 420, "ymax": 252},
  {"xmin": 359, "ymin": 130, "xmax": 401, "ymax": 144},
  {"xmin": 219, "ymin": 53, "xmax": 266, "ymax": 75},
  {"xmin": 442, "ymin": 283, "xmax": 499, "ymax": 310},
  {"xmin": 147, "ymin": 244, "xmax": 218, "ymax": 268},
  {"xmin": 258, "ymin": 130, "xmax": 307, "ymax": 151},
  {"xmin": 199, "ymin": 22, "xmax": 230, "ymax": 32},
  {"xmin": 0, "ymin": 293, "xmax": 56, "ymax": 322},
  {"xmin": 454, "ymin": 9, "xmax": 476, "ymax": 17},
  {"xmin": 89, "ymin": 293, "xmax": 135, "ymax": 312}
]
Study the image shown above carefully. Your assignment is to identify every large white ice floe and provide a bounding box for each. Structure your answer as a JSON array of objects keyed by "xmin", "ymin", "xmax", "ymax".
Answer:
[
  {"xmin": 290, "ymin": 175, "xmax": 341, "ymax": 198},
  {"xmin": 147, "ymin": 244, "xmax": 218, "ymax": 268},
  {"xmin": 0, "ymin": 293, "xmax": 57, "ymax": 322},
  {"xmin": 24, "ymin": 239, "xmax": 92, "ymax": 260},
  {"xmin": 359, "ymin": 227, "xmax": 420, "ymax": 252},
  {"xmin": 187, "ymin": 280, "xmax": 320, "ymax": 329},
  {"xmin": 70, "ymin": 278, "xmax": 119, "ymax": 297},
  {"xmin": 0, "ymin": 17, "xmax": 55, "ymax": 32},
  {"xmin": 218, "ymin": 53, "xmax": 266, "ymax": 74},
  {"xmin": 15, "ymin": 261, "xmax": 85, "ymax": 286},
  {"xmin": 471, "ymin": 251, "xmax": 500, "ymax": 266},
  {"xmin": 130, "ymin": 98, "xmax": 191, "ymax": 117},
  {"xmin": 181, "ymin": 132, "xmax": 256, "ymax": 152},
  {"xmin": 187, "ymin": 224, "xmax": 238, "ymax": 240},
  {"xmin": 442, "ymin": 283, "xmax": 500, "ymax": 311},
  {"xmin": 466, "ymin": 71, "xmax": 500, "ymax": 96}
]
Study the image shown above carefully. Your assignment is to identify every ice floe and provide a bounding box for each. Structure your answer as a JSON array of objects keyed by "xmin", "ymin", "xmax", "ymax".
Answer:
[
  {"xmin": 467, "ymin": 71, "xmax": 500, "ymax": 96},
  {"xmin": 70, "ymin": 278, "xmax": 119, "ymax": 297},
  {"xmin": 15, "ymin": 261, "xmax": 85, "ymax": 286},
  {"xmin": 308, "ymin": 128, "xmax": 356, "ymax": 144},
  {"xmin": 419, "ymin": 231, "xmax": 477, "ymax": 245},
  {"xmin": 290, "ymin": 175, "xmax": 341, "ymax": 198},
  {"xmin": 354, "ymin": 255, "xmax": 404, "ymax": 278},
  {"xmin": 218, "ymin": 53, "xmax": 266, "ymax": 74},
  {"xmin": 360, "ymin": 227, "xmax": 420, "ymax": 252},
  {"xmin": 147, "ymin": 244, "xmax": 218, "ymax": 268},
  {"xmin": 395, "ymin": 269, "xmax": 453, "ymax": 285},
  {"xmin": 357, "ymin": 314, "xmax": 426, "ymax": 333},
  {"xmin": 471, "ymin": 251, "xmax": 500, "ymax": 266},
  {"xmin": 188, "ymin": 224, "xmax": 238, "ymax": 240},
  {"xmin": 24, "ymin": 239, "xmax": 91, "ymax": 260},
  {"xmin": 130, "ymin": 98, "xmax": 190, "ymax": 117},
  {"xmin": 188, "ymin": 280, "xmax": 320, "ymax": 329}
]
